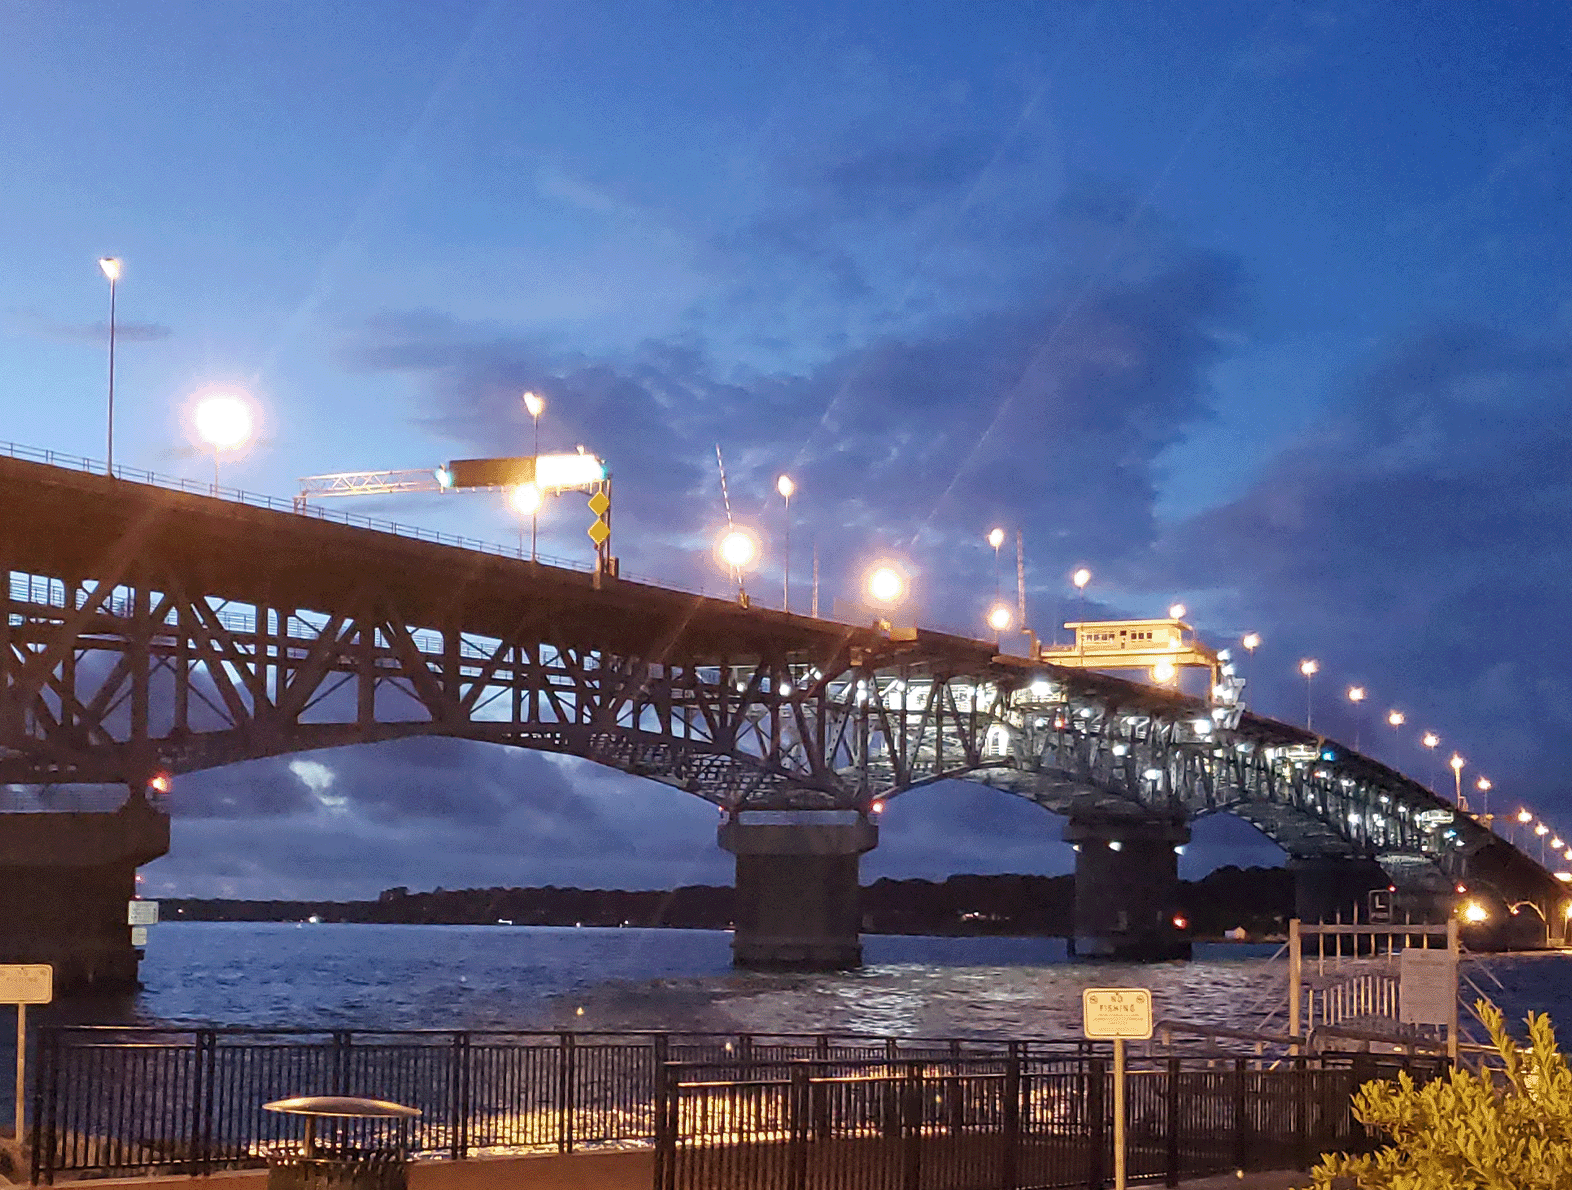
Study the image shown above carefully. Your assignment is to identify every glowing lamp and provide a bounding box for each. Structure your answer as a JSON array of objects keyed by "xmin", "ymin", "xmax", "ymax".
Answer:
[
  {"xmin": 1299, "ymin": 658, "xmax": 1319, "ymax": 677},
  {"xmin": 509, "ymin": 483, "xmax": 543, "ymax": 515},
  {"xmin": 1152, "ymin": 660, "xmax": 1177, "ymax": 683},
  {"xmin": 1168, "ymin": 603, "xmax": 1186, "ymax": 620},
  {"xmin": 522, "ymin": 390, "xmax": 545, "ymax": 419},
  {"xmin": 776, "ymin": 474, "xmax": 795, "ymax": 499},
  {"xmin": 193, "ymin": 392, "xmax": 254, "ymax": 451},
  {"xmin": 987, "ymin": 603, "xmax": 1013, "ymax": 632},
  {"xmin": 866, "ymin": 565, "xmax": 907, "ymax": 607},
  {"xmin": 1461, "ymin": 901, "xmax": 1488, "ymax": 924},
  {"xmin": 1071, "ymin": 567, "xmax": 1091, "ymax": 590},
  {"xmin": 717, "ymin": 528, "xmax": 759, "ymax": 570},
  {"xmin": 99, "ymin": 256, "xmax": 122, "ymax": 281}
]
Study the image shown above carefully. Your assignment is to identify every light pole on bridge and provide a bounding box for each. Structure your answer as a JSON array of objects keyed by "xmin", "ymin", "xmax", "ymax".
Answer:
[
  {"xmin": 98, "ymin": 257, "xmax": 121, "ymax": 475},
  {"xmin": 1299, "ymin": 658, "xmax": 1318, "ymax": 731},
  {"xmin": 1346, "ymin": 686, "xmax": 1366, "ymax": 749},
  {"xmin": 777, "ymin": 474, "xmax": 795, "ymax": 612},
  {"xmin": 1449, "ymin": 753, "xmax": 1467, "ymax": 811},
  {"xmin": 1421, "ymin": 732, "xmax": 1441, "ymax": 793}
]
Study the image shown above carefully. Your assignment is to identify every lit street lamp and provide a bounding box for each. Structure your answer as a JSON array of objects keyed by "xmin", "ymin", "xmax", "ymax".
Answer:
[
  {"xmin": 1168, "ymin": 603, "xmax": 1186, "ymax": 620},
  {"xmin": 1517, "ymin": 808, "xmax": 1533, "ymax": 847},
  {"xmin": 1346, "ymin": 686, "xmax": 1366, "ymax": 749},
  {"xmin": 523, "ymin": 391, "xmax": 545, "ymax": 455},
  {"xmin": 1071, "ymin": 567, "xmax": 1091, "ymax": 659},
  {"xmin": 866, "ymin": 565, "xmax": 907, "ymax": 609},
  {"xmin": 1475, "ymin": 777, "xmax": 1493, "ymax": 828},
  {"xmin": 778, "ymin": 474, "xmax": 795, "ymax": 612},
  {"xmin": 988, "ymin": 527, "xmax": 1005, "ymax": 605},
  {"xmin": 1299, "ymin": 659, "xmax": 1319, "ymax": 731},
  {"xmin": 192, "ymin": 391, "xmax": 255, "ymax": 493},
  {"xmin": 987, "ymin": 601, "xmax": 1013, "ymax": 641},
  {"xmin": 510, "ymin": 482, "xmax": 543, "ymax": 560},
  {"xmin": 1449, "ymin": 753, "xmax": 1466, "ymax": 810},
  {"xmin": 1240, "ymin": 632, "xmax": 1260, "ymax": 687},
  {"xmin": 1536, "ymin": 821, "xmax": 1550, "ymax": 864},
  {"xmin": 98, "ymin": 257, "xmax": 122, "ymax": 474},
  {"xmin": 1421, "ymin": 731, "xmax": 1440, "ymax": 790}
]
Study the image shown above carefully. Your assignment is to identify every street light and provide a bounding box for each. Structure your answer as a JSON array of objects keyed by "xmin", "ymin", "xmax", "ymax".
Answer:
[
  {"xmin": 778, "ymin": 474, "xmax": 795, "ymax": 611},
  {"xmin": 1071, "ymin": 567, "xmax": 1091, "ymax": 659},
  {"xmin": 716, "ymin": 526, "xmax": 761, "ymax": 604},
  {"xmin": 987, "ymin": 602, "xmax": 1013, "ymax": 636},
  {"xmin": 1168, "ymin": 603, "xmax": 1186, "ymax": 620},
  {"xmin": 509, "ymin": 482, "xmax": 543, "ymax": 560},
  {"xmin": 1152, "ymin": 659, "xmax": 1177, "ymax": 685},
  {"xmin": 1241, "ymin": 632, "xmax": 1260, "ymax": 654},
  {"xmin": 1449, "ymin": 753, "xmax": 1466, "ymax": 809},
  {"xmin": 1299, "ymin": 659, "xmax": 1318, "ymax": 730},
  {"xmin": 523, "ymin": 391, "xmax": 545, "ymax": 455},
  {"xmin": 1421, "ymin": 731, "xmax": 1440, "ymax": 792},
  {"xmin": 1476, "ymin": 777, "xmax": 1493, "ymax": 827},
  {"xmin": 1346, "ymin": 686, "xmax": 1366, "ymax": 749},
  {"xmin": 98, "ymin": 257, "xmax": 121, "ymax": 474},
  {"xmin": 192, "ymin": 391, "xmax": 255, "ymax": 492},
  {"xmin": 1517, "ymin": 807, "xmax": 1534, "ymax": 847},
  {"xmin": 988, "ymin": 527, "xmax": 1005, "ymax": 605},
  {"xmin": 866, "ymin": 565, "xmax": 907, "ymax": 608}
]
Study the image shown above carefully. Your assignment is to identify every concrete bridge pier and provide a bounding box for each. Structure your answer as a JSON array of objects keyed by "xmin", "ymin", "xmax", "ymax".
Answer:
[
  {"xmin": 1065, "ymin": 816, "xmax": 1191, "ymax": 960},
  {"xmin": 719, "ymin": 815, "xmax": 878, "ymax": 970},
  {"xmin": 0, "ymin": 789, "xmax": 170, "ymax": 992}
]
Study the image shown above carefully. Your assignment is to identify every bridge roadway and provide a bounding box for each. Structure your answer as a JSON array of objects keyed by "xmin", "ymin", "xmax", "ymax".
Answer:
[{"xmin": 0, "ymin": 451, "xmax": 1565, "ymax": 988}]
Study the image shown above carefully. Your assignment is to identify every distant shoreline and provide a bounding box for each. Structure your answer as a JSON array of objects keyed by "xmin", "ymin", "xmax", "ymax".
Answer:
[{"xmin": 159, "ymin": 865, "xmax": 1295, "ymax": 943}]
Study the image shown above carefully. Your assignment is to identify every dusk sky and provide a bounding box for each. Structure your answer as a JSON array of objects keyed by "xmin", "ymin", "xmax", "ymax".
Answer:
[{"xmin": 4, "ymin": 1, "xmax": 1570, "ymax": 898}]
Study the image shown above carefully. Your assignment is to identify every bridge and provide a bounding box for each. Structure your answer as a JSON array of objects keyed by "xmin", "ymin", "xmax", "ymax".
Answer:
[{"xmin": 0, "ymin": 447, "xmax": 1565, "ymax": 989}]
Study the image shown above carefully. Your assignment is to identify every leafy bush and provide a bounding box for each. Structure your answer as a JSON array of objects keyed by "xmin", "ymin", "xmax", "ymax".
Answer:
[{"xmin": 1308, "ymin": 1000, "xmax": 1572, "ymax": 1188}]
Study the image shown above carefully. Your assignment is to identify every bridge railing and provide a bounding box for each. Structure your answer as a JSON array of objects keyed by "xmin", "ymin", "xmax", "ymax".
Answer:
[{"xmin": 27, "ymin": 1027, "xmax": 1092, "ymax": 1183}]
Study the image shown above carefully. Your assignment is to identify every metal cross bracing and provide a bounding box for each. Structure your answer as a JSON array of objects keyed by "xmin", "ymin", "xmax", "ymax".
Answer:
[{"xmin": 0, "ymin": 453, "xmax": 1558, "ymax": 902}]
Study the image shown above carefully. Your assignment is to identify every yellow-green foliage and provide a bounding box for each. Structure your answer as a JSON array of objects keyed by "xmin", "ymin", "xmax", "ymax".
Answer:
[{"xmin": 1307, "ymin": 1000, "xmax": 1572, "ymax": 1189}]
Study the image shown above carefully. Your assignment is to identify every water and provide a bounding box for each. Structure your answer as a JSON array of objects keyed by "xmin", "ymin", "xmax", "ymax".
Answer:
[{"xmin": 36, "ymin": 923, "xmax": 1572, "ymax": 1044}]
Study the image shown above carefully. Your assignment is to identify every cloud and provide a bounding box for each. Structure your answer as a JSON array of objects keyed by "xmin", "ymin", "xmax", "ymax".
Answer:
[{"xmin": 6, "ymin": 311, "xmax": 173, "ymax": 344}]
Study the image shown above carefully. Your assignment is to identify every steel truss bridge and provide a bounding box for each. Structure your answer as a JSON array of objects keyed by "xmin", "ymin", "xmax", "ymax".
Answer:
[{"xmin": 0, "ymin": 451, "xmax": 1559, "ymax": 909}]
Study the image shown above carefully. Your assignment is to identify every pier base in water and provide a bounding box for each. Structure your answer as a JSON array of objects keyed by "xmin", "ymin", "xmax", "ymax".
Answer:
[
  {"xmin": 1065, "ymin": 816, "xmax": 1191, "ymax": 961},
  {"xmin": 720, "ymin": 818, "xmax": 877, "ymax": 970}
]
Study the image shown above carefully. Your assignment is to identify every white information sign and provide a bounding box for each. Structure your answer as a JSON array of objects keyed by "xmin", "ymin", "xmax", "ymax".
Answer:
[
  {"xmin": 1400, "ymin": 948, "xmax": 1457, "ymax": 1026},
  {"xmin": 130, "ymin": 927, "xmax": 149, "ymax": 947},
  {"xmin": 0, "ymin": 965, "xmax": 51, "ymax": 1005},
  {"xmin": 128, "ymin": 900, "xmax": 159, "ymax": 927},
  {"xmin": 1082, "ymin": 987, "xmax": 1154, "ymax": 1040}
]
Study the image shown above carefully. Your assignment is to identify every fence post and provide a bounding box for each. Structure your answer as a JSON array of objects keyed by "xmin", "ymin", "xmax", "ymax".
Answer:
[
  {"xmin": 652, "ymin": 1033, "xmax": 669, "ymax": 1144},
  {"xmin": 332, "ymin": 1031, "xmax": 352, "ymax": 1096},
  {"xmin": 450, "ymin": 1032, "xmax": 470, "ymax": 1161},
  {"xmin": 652, "ymin": 1056, "xmax": 671, "ymax": 1190},
  {"xmin": 1349, "ymin": 1052, "xmax": 1371, "ymax": 1154},
  {"xmin": 1002, "ymin": 1044, "xmax": 1020, "ymax": 1190},
  {"xmin": 187, "ymin": 1031, "xmax": 213, "ymax": 1177},
  {"xmin": 788, "ymin": 1064, "xmax": 809, "ymax": 1190},
  {"xmin": 1232, "ymin": 1057, "xmax": 1248, "ymax": 1171},
  {"xmin": 901, "ymin": 1064, "xmax": 923, "ymax": 1190},
  {"xmin": 557, "ymin": 1033, "xmax": 576, "ymax": 1154},
  {"xmin": 1087, "ymin": 1056, "xmax": 1106, "ymax": 1190},
  {"xmin": 30, "ymin": 1026, "xmax": 55, "ymax": 1186},
  {"xmin": 1165, "ymin": 1056, "xmax": 1180, "ymax": 1187},
  {"xmin": 883, "ymin": 1042, "xmax": 901, "ymax": 1139},
  {"xmin": 1295, "ymin": 1056, "xmax": 1311, "ymax": 1172}
]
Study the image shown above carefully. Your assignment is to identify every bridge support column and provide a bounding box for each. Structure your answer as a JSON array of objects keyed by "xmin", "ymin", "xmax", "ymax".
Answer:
[
  {"xmin": 720, "ymin": 817, "xmax": 877, "ymax": 970},
  {"xmin": 0, "ymin": 791, "xmax": 170, "ymax": 993},
  {"xmin": 1288, "ymin": 857, "xmax": 1390, "ymax": 925},
  {"xmin": 1065, "ymin": 817, "xmax": 1190, "ymax": 960}
]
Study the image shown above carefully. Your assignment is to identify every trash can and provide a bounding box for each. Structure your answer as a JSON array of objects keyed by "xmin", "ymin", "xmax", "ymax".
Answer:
[{"xmin": 262, "ymin": 1096, "xmax": 422, "ymax": 1190}]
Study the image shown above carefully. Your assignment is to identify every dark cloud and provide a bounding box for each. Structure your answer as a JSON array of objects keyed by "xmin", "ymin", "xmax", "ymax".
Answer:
[{"xmin": 6, "ymin": 311, "xmax": 172, "ymax": 344}]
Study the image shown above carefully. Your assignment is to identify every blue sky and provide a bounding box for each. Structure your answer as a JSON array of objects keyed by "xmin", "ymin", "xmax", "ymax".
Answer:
[{"xmin": 3, "ymin": 1, "xmax": 1570, "ymax": 897}]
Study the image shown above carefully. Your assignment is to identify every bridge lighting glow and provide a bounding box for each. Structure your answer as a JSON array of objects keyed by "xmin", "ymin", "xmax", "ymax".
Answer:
[
  {"xmin": 778, "ymin": 681, "xmax": 792, "ymax": 697},
  {"xmin": 987, "ymin": 603, "xmax": 1013, "ymax": 632},
  {"xmin": 1449, "ymin": 753, "xmax": 1465, "ymax": 773},
  {"xmin": 1476, "ymin": 777, "xmax": 1492, "ymax": 792},
  {"xmin": 1555, "ymin": 838, "xmax": 1565, "ymax": 850},
  {"xmin": 1347, "ymin": 686, "xmax": 1365, "ymax": 703},
  {"xmin": 1107, "ymin": 840, "xmax": 1122, "ymax": 851},
  {"xmin": 522, "ymin": 390, "xmax": 545, "ymax": 420},
  {"xmin": 716, "ymin": 527, "xmax": 760, "ymax": 571},
  {"xmin": 1518, "ymin": 809, "xmax": 1533, "ymax": 823},
  {"xmin": 1461, "ymin": 901, "xmax": 1488, "ymax": 924},
  {"xmin": 1172, "ymin": 915, "xmax": 1187, "ymax": 930},
  {"xmin": 1559, "ymin": 875, "xmax": 1572, "ymax": 886},
  {"xmin": 508, "ymin": 483, "xmax": 543, "ymax": 516},
  {"xmin": 1241, "ymin": 632, "xmax": 1260, "ymax": 652},
  {"xmin": 987, "ymin": 527, "xmax": 1005, "ymax": 551},
  {"xmin": 148, "ymin": 773, "xmax": 170, "ymax": 794},
  {"xmin": 865, "ymin": 565, "xmax": 907, "ymax": 607},
  {"xmin": 1168, "ymin": 603, "xmax": 1186, "ymax": 619},
  {"xmin": 1151, "ymin": 660, "xmax": 1177, "ymax": 683},
  {"xmin": 193, "ymin": 391, "xmax": 255, "ymax": 451},
  {"xmin": 1536, "ymin": 824, "xmax": 1550, "ymax": 837},
  {"xmin": 534, "ymin": 452, "xmax": 607, "ymax": 491},
  {"xmin": 1111, "ymin": 743, "xmax": 1128, "ymax": 757},
  {"xmin": 1173, "ymin": 845, "xmax": 1186, "ymax": 855},
  {"xmin": 1299, "ymin": 659, "xmax": 1318, "ymax": 677},
  {"xmin": 1387, "ymin": 710, "xmax": 1405, "ymax": 727},
  {"xmin": 1072, "ymin": 567, "xmax": 1091, "ymax": 590},
  {"xmin": 1143, "ymin": 768, "xmax": 1162, "ymax": 781},
  {"xmin": 1030, "ymin": 679, "xmax": 1051, "ymax": 698},
  {"xmin": 434, "ymin": 466, "xmax": 454, "ymax": 488},
  {"xmin": 869, "ymin": 800, "xmax": 885, "ymax": 815}
]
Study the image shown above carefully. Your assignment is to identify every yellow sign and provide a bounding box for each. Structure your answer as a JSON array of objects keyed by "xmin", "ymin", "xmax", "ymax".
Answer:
[
  {"xmin": 0, "ymin": 965, "xmax": 52, "ymax": 1005},
  {"xmin": 587, "ymin": 490, "xmax": 610, "ymax": 517},
  {"xmin": 587, "ymin": 519, "xmax": 610, "ymax": 546},
  {"xmin": 1082, "ymin": 987, "xmax": 1153, "ymax": 1040}
]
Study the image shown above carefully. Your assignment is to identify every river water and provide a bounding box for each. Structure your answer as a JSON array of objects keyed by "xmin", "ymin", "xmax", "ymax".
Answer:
[{"xmin": 38, "ymin": 923, "xmax": 1572, "ymax": 1044}]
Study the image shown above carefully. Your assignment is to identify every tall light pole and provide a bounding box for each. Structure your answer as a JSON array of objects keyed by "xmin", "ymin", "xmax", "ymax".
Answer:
[
  {"xmin": 523, "ymin": 391, "xmax": 545, "ymax": 456},
  {"xmin": 1536, "ymin": 821, "xmax": 1550, "ymax": 864},
  {"xmin": 99, "ymin": 257, "xmax": 121, "ymax": 474},
  {"xmin": 988, "ymin": 528, "xmax": 1005, "ymax": 601},
  {"xmin": 192, "ymin": 391, "xmax": 254, "ymax": 493},
  {"xmin": 777, "ymin": 474, "xmax": 795, "ymax": 612},
  {"xmin": 1241, "ymin": 632, "xmax": 1260, "ymax": 690},
  {"xmin": 1517, "ymin": 808, "xmax": 1533, "ymax": 848},
  {"xmin": 1421, "ymin": 731, "xmax": 1441, "ymax": 792},
  {"xmin": 1299, "ymin": 659, "xmax": 1319, "ymax": 731},
  {"xmin": 1346, "ymin": 686, "xmax": 1366, "ymax": 749},
  {"xmin": 510, "ymin": 482, "xmax": 543, "ymax": 561},
  {"xmin": 1476, "ymin": 777, "xmax": 1493, "ymax": 830},
  {"xmin": 1449, "ymin": 753, "xmax": 1466, "ymax": 810},
  {"xmin": 1072, "ymin": 567, "xmax": 1091, "ymax": 659}
]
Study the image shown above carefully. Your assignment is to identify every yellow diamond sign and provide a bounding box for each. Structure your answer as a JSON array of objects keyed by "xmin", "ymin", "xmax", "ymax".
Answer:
[
  {"xmin": 587, "ymin": 519, "xmax": 610, "ymax": 546},
  {"xmin": 587, "ymin": 491, "xmax": 610, "ymax": 517}
]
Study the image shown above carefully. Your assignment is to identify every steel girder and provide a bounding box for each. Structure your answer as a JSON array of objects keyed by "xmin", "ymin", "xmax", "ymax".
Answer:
[{"xmin": 0, "ymin": 555, "xmax": 1507, "ymax": 892}]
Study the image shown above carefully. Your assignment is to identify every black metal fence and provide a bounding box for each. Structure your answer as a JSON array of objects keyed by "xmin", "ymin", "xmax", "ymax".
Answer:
[
  {"xmin": 651, "ymin": 1049, "xmax": 1449, "ymax": 1190},
  {"xmin": 28, "ymin": 1027, "xmax": 1096, "ymax": 1184}
]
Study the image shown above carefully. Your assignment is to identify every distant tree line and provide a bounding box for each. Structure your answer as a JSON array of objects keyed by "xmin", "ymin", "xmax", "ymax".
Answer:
[{"xmin": 161, "ymin": 865, "xmax": 1294, "ymax": 939}]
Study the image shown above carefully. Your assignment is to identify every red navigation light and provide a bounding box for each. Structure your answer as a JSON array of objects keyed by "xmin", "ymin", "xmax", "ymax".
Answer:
[
  {"xmin": 1455, "ymin": 884, "xmax": 1467, "ymax": 894},
  {"xmin": 149, "ymin": 773, "xmax": 171, "ymax": 795},
  {"xmin": 870, "ymin": 801, "xmax": 885, "ymax": 815},
  {"xmin": 1172, "ymin": 915, "xmax": 1188, "ymax": 930}
]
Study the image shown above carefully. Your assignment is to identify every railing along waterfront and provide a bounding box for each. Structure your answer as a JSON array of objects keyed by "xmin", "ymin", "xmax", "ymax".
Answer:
[
  {"xmin": 652, "ymin": 1049, "xmax": 1450, "ymax": 1190},
  {"xmin": 28, "ymin": 1027, "xmax": 1096, "ymax": 1183}
]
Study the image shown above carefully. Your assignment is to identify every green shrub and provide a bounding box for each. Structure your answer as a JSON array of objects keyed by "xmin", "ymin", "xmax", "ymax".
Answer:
[{"xmin": 1308, "ymin": 1000, "xmax": 1572, "ymax": 1188}]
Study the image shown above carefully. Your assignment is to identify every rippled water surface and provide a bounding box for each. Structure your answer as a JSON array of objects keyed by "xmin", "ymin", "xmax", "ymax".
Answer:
[{"xmin": 41, "ymin": 923, "xmax": 1572, "ymax": 1043}]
